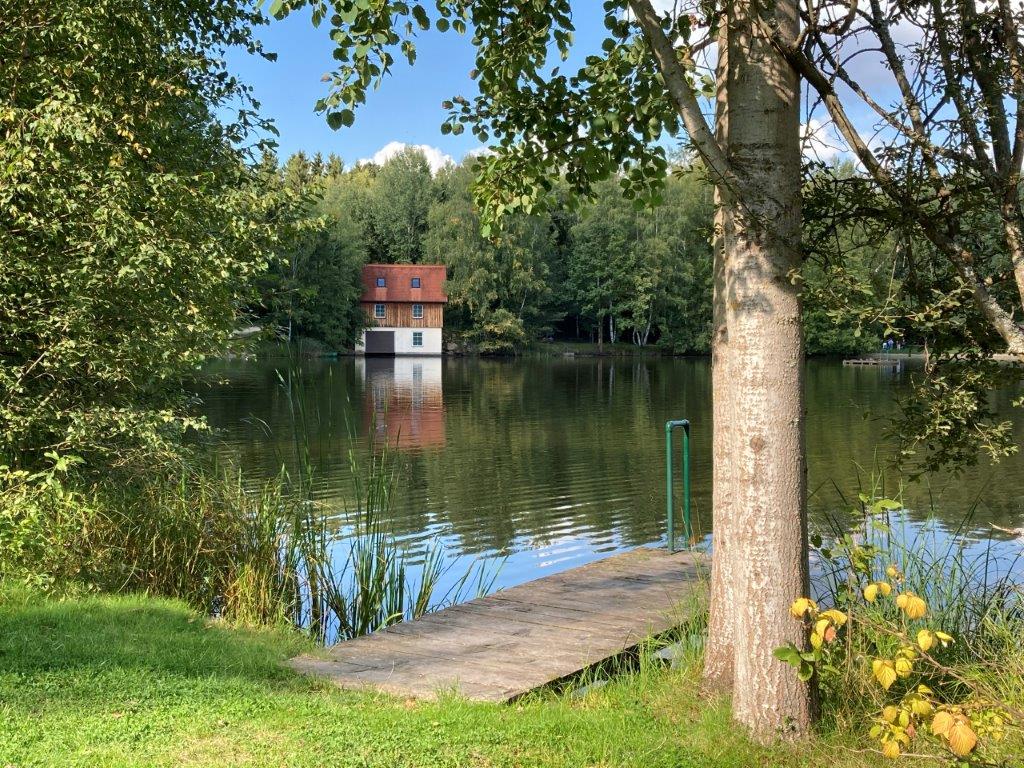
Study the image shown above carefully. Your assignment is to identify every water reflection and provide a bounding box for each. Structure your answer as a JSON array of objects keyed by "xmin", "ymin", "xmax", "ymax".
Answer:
[
  {"xmin": 195, "ymin": 357, "xmax": 1024, "ymax": 591},
  {"xmin": 361, "ymin": 357, "xmax": 445, "ymax": 451}
]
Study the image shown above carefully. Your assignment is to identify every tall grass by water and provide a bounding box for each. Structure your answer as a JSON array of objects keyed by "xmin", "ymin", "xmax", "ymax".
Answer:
[{"xmin": 1, "ymin": 362, "xmax": 498, "ymax": 643}]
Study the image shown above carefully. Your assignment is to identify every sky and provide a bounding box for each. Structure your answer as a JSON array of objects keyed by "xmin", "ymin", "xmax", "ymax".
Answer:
[
  {"xmin": 224, "ymin": 5, "xmax": 885, "ymax": 171},
  {"xmin": 225, "ymin": 6, "xmax": 613, "ymax": 170}
]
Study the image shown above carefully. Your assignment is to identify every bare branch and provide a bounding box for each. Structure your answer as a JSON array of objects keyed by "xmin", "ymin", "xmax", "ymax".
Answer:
[{"xmin": 769, "ymin": 23, "xmax": 1024, "ymax": 353}]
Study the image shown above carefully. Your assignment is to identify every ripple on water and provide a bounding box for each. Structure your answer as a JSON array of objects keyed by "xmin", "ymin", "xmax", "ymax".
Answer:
[{"xmin": 196, "ymin": 356, "xmax": 1024, "ymax": 596}]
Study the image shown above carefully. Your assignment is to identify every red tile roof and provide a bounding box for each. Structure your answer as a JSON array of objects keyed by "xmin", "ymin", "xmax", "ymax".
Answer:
[{"xmin": 360, "ymin": 264, "xmax": 447, "ymax": 303}]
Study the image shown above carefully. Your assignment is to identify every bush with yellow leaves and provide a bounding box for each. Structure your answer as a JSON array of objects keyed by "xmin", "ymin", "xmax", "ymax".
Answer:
[{"xmin": 776, "ymin": 500, "xmax": 1019, "ymax": 762}]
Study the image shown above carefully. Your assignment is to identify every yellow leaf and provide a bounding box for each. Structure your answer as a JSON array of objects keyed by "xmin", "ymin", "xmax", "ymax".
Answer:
[
  {"xmin": 790, "ymin": 597, "xmax": 816, "ymax": 618},
  {"xmin": 910, "ymin": 698, "xmax": 933, "ymax": 717},
  {"xmin": 810, "ymin": 632, "xmax": 823, "ymax": 650},
  {"xmin": 947, "ymin": 720, "xmax": 978, "ymax": 757},
  {"xmin": 905, "ymin": 595, "xmax": 926, "ymax": 619},
  {"xmin": 896, "ymin": 592, "xmax": 927, "ymax": 619},
  {"xmin": 917, "ymin": 629, "xmax": 934, "ymax": 652},
  {"xmin": 815, "ymin": 618, "xmax": 830, "ymax": 637},
  {"xmin": 895, "ymin": 656, "xmax": 913, "ymax": 678},
  {"xmin": 931, "ymin": 711, "xmax": 955, "ymax": 738},
  {"xmin": 864, "ymin": 583, "xmax": 879, "ymax": 602},
  {"xmin": 882, "ymin": 705, "xmax": 898, "ymax": 723},
  {"xmin": 873, "ymin": 659, "xmax": 897, "ymax": 690},
  {"xmin": 881, "ymin": 740, "xmax": 900, "ymax": 759},
  {"xmin": 821, "ymin": 609, "xmax": 848, "ymax": 627},
  {"xmin": 935, "ymin": 631, "xmax": 954, "ymax": 645}
]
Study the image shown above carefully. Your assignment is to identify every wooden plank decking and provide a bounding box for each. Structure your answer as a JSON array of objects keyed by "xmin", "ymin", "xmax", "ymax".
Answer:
[
  {"xmin": 289, "ymin": 547, "xmax": 705, "ymax": 702},
  {"xmin": 843, "ymin": 357, "xmax": 903, "ymax": 367}
]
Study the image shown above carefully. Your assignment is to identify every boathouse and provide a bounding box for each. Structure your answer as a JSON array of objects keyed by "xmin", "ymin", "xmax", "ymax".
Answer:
[{"xmin": 356, "ymin": 263, "xmax": 447, "ymax": 356}]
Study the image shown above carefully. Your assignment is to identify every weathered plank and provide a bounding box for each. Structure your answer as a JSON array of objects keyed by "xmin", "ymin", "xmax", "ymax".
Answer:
[{"xmin": 289, "ymin": 547, "xmax": 705, "ymax": 702}]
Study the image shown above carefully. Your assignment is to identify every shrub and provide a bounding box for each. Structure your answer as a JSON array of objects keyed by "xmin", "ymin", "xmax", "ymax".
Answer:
[{"xmin": 778, "ymin": 498, "xmax": 1023, "ymax": 762}]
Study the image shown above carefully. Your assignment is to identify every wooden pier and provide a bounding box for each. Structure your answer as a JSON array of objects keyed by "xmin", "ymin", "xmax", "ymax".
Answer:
[
  {"xmin": 843, "ymin": 356, "xmax": 903, "ymax": 367},
  {"xmin": 289, "ymin": 547, "xmax": 705, "ymax": 702}
]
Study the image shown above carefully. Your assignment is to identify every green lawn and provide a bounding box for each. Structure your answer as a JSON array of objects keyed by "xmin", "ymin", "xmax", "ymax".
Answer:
[{"xmin": 0, "ymin": 590, "xmax": 887, "ymax": 768}]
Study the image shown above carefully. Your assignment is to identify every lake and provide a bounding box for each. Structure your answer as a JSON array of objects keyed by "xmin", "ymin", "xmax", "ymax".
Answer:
[{"xmin": 197, "ymin": 355, "xmax": 1024, "ymax": 593}]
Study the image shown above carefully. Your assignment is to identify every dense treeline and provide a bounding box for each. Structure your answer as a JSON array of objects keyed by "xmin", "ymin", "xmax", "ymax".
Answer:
[{"xmin": 255, "ymin": 147, "xmax": 875, "ymax": 355}]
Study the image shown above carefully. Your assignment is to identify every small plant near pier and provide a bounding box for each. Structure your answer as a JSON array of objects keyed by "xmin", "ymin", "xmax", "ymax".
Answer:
[{"xmin": 778, "ymin": 499, "xmax": 1022, "ymax": 762}]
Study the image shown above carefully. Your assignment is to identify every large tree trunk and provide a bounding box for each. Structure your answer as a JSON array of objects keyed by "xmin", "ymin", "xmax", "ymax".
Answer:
[
  {"xmin": 628, "ymin": 0, "xmax": 812, "ymax": 739},
  {"xmin": 702, "ymin": 13, "xmax": 738, "ymax": 695},
  {"xmin": 721, "ymin": 0, "xmax": 813, "ymax": 740}
]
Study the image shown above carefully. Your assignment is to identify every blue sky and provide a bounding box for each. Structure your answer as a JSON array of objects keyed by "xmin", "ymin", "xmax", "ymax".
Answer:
[
  {"xmin": 226, "ymin": 6, "xmax": 610, "ymax": 168},
  {"xmin": 225, "ymin": 6, "xmax": 871, "ymax": 170}
]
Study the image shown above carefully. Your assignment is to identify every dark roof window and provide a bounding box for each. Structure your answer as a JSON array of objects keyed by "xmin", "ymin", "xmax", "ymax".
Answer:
[
  {"xmin": 376, "ymin": 276, "xmax": 386, "ymax": 287},
  {"xmin": 411, "ymin": 277, "xmax": 421, "ymax": 288}
]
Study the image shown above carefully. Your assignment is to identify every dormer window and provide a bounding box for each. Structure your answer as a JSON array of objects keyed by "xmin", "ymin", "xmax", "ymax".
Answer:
[
  {"xmin": 376, "ymin": 276, "xmax": 386, "ymax": 287},
  {"xmin": 411, "ymin": 277, "xmax": 421, "ymax": 288}
]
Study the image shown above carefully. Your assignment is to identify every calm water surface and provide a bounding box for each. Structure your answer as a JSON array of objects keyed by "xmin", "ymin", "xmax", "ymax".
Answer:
[{"xmin": 197, "ymin": 356, "xmax": 1024, "ymax": 592}]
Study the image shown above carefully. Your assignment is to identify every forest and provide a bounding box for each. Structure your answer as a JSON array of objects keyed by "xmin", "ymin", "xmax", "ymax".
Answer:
[{"xmin": 255, "ymin": 146, "xmax": 875, "ymax": 356}]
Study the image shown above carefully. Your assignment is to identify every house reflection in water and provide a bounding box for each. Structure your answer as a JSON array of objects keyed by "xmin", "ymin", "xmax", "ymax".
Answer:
[{"xmin": 359, "ymin": 357, "xmax": 446, "ymax": 450}]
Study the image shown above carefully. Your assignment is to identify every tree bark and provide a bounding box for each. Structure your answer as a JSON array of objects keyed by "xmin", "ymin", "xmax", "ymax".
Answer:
[
  {"xmin": 723, "ymin": 0, "xmax": 813, "ymax": 740},
  {"xmin": 702, "ymin": 11, "xmax": 737, "ymax": 695},
  {"xmin": 629, "ymin": 0, "xmax": 812, "ymax": 738}
]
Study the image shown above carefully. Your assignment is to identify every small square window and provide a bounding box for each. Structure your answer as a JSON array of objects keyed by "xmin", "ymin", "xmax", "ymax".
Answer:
[
  {"xmin": 412, "ymin": 303, "xmax": 423, "ymax": 319},
  {"xmin": 412, "ymin": 331, "xmax": 423, "ymax": 347},
  {"xmin": 411, "ymin": 277, "xmax": 421, "ymax": 288},
  {"xmin": 376, "ymin": 276, "xmax": 386, "ymax": 287},
  {"xmin": 374, "ymin": 303, "xmax": 386, "ymax": 319}
]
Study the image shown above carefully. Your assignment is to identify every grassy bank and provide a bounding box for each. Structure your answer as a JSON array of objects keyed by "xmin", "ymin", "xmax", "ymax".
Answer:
[{"xmin": 0, "ymin": 588, "xmax": 897, "ymax": 768}]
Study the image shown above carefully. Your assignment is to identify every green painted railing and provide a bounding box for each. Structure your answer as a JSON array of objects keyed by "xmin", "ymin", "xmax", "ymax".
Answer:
[{"xmin": 665, "ymin": 419, "xmax": 691, "ymax": 552}]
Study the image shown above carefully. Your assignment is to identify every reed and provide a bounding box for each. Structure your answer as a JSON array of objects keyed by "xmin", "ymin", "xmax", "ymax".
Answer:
[{"xmin": 1, "ymin": 364, "xmax": 498, "ymax": 644}]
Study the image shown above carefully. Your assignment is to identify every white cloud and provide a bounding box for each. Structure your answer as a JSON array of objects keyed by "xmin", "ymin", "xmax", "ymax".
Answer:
[
  {"xmin": 463, "ymin": 146, "xmax": 493, "ymax": 160},
  {"xmin": 801, "ymin": 119, "xmax": 846, "ymax": 163},
  {"xmin": 359, "ymin": 141, "xmax": 454, "ymax": 173}
]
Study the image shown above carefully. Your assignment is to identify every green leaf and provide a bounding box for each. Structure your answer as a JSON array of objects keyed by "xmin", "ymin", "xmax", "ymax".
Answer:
[{"xmin": 773, "ymin": 644, "xmax": 802, "ymax": 667}]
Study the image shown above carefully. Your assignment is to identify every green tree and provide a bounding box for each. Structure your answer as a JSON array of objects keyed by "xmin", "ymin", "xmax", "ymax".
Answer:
[
  {"xmin": 425, "ymin": 163, "xmax": 556, "ymax": 352},
  {"xmin": 257, "ymin": 153, "xmax": 367, "ymax": 350},
  {"xmin": 362, "ymin": 147, "xmax": 437, "ymax": 263},
  {"xmin": 651, "ymin": 168, "xmax": 715, "ymax": 353},
  {"xmin": 568, "ymin": 166, "xmax": 714, "ymax": 352},
  {"xmin": 568, "ymin": 179, "xmax": 640, "ymax": 347},
  {"xmin": 1, "ymin": 0, "xmax": 280, "ymax": 469}
]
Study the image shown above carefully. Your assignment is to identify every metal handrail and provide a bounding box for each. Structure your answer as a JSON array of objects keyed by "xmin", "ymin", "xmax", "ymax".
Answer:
[{"xmin": 665, "ymin": 419, "xmax": 692, "ymax": 552}]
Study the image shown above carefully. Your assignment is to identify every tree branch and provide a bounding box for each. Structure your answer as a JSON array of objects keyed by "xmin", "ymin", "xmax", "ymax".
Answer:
[
  {"xmin": 769, "ymin": 25, "xmax": 1024, "ymax": 354},
  {"xmin": 627, "ymin": 0, "xmax": 742, "ymax": 203}
]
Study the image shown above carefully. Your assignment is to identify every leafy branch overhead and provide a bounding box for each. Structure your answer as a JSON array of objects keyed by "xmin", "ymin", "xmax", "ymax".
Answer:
[{"xmin": 269, "ymin": 1, "xmax": 719, "ymax": 226}]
